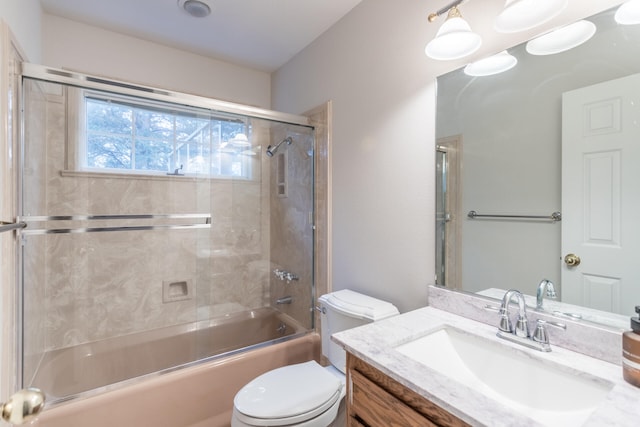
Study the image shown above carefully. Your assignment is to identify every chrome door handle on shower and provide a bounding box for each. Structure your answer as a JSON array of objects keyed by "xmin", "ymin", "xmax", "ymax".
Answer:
[
  {"xmin": 0, "ymin": 221, "xmax": 26, "ymax": 234},
  {"xmin": 0, "ymin": 388, "xmax": 45, "ymax": 424}
]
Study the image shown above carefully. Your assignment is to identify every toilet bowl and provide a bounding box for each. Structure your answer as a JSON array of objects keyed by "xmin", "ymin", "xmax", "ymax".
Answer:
[{"xmin": 231, "ymin": 289, "xmax": 399, "ymax": 427}]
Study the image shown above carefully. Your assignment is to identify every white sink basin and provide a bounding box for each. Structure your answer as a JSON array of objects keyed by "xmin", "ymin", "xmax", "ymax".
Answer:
[{"xmin": 396, "ymin": 327, "xmax": 614, "ymax": 426}]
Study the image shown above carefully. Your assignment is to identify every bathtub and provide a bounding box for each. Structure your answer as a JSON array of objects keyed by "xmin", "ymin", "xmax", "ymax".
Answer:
[{"xmin": 31, "ymin": 309, "xmax": 320, "ymax": 427}]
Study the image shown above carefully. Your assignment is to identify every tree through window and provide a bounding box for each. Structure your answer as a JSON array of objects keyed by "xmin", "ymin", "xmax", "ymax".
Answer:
[{"xmin": 84, "ymin": 94, "xmax": 251, "ymax": 178}]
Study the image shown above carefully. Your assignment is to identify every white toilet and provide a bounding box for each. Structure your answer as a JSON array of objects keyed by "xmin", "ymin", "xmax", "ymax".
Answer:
[{"xmin": 231, "ymin": 289, "xmax": 399, "ymax": 427}]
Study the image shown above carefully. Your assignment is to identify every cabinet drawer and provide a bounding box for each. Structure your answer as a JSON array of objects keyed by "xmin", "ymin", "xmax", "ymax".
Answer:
[{"xmin": 350, "ymin": 368, "xmax": 438, "ymax": 427}]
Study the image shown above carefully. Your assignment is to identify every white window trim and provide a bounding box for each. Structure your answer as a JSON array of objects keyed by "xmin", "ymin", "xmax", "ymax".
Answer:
[{"xmin": 65, "ymin": 87, "xmax": 257, "ymax": 181}]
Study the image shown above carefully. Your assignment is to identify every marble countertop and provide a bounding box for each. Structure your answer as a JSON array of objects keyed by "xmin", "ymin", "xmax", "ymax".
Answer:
[{"xmin": 332, "ymin": 307, "xmax": 640, "ymax": 427}]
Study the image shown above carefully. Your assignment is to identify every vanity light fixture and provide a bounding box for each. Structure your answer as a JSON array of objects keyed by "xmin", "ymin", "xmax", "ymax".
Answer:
[
  {"xmin": 425, "ymin": 4, "xmax": 481, "ymax": 61},
  {"xmin": 615, "ymin": 0, "xmax": 640, "ymax": 25},
  {"xmin": 494, "ymin": 0, "xmax": 568, "ymax": 33},
  {"xmin": 178, "ymin": 0, "xmax": 213, "ymax": 18},
  {"xmin": 464, "ymin": 50, "xmax": 517, "ymax": 76},
  {"xmin": 526, "ymin": 20, "xmax": 596, "ymax": 56}
]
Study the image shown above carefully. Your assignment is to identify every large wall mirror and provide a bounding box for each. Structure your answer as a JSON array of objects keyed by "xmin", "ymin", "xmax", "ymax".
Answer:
[{"xmin": 435, "ymin": 2, "xmax": 640, "ymax": 330}]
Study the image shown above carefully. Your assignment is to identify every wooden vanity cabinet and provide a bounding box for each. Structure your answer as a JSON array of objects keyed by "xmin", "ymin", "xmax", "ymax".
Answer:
[{"xmin": 346, "ymin": 353, "xmax": 470, "ymax": 427}]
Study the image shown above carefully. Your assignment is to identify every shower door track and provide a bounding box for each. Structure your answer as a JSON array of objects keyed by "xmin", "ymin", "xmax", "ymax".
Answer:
[
  {"xmin": 21, "ymin": 63, "xmax": 312, "ymax": 128},
  {"xmin": 18, "ymin": 213, "xmax": 212, "ymax": 235}
]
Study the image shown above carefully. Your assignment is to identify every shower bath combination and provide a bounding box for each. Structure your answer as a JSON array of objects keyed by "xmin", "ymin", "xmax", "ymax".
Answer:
[
  {"xmin": 18, "ymin": 64, "xmax": 316, "ymax": 409},
  {"xmin": 266, "ymin": 136, "xmax": 292, "ymax": 157}
]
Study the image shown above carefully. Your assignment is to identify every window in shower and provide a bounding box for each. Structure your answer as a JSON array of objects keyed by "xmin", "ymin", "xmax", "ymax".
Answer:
[{"xmin": 74, "ymin": 90, "xmax": 253, "ymax": 178}]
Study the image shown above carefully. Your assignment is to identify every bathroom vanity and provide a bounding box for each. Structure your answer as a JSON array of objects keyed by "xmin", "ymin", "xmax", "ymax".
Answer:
[
  {"xmin": 333, "ymin": 303, "xmax": 640, "ymax": 426},
  {"xmin": 346, "ymin": 353, "xmax": 469, "ymax": 426}
]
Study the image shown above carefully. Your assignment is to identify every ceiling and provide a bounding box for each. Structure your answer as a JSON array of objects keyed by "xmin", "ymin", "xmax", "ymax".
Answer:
[{"xmin": 39, "ymin": 0, "xmax": 363, "ymax": 72}]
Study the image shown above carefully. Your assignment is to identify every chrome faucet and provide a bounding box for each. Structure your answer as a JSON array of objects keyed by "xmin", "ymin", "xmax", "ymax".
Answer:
[
  {"xmin": 496, "ymin": 289, "xmax": 566, "ymax": 352},
  {"xmin": 273, "ymin": 269, "xmax": 286, "ymax": 281},
  {"xmin": 498, "ymin": 289, "xmax": 529, "ymax": 337},
  {"xmin": 273, "ymin": 269, "xmax": 299, "ymax": 284},
  {"xmin": 536, "ymin": 279, "xmax": 557, "ymax": 310},
  {"xmin": 276, "ymin": 296, "xmax": 292, "ymax": 305}
]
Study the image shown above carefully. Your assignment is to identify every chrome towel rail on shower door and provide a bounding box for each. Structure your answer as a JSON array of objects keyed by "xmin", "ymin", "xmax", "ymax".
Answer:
[
  {"xmin": 18, "ymin": 213, "xmax": 212, "ymax": 235},
  {"xmin": 467, "ymin": 210, "xmax": 562, "ymax": 222}
]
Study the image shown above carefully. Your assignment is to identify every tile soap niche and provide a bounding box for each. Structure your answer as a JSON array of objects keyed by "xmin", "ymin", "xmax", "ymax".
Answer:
[
  {"xmin": 276, "ymin": 151, "xmax": 288, "ymax": 197},
  {"xmin": 163, "ymin": 279, "xmax": 193, "ymax": 303}
]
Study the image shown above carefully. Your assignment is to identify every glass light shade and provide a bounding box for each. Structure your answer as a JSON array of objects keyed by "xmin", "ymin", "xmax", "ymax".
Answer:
[
  {"xmin": 425, "ymin": 16, "xmax": 482, "ymax": 60},
  {"xmin": 526, "ymin": 20, "xmax": 596, "ymax": 56},
  {"xmin": 464, "ymin": 51, "xmax": 518, "ymax": 76},
  {"xmin": 495, "ymin": 0, "xmax": 568, "ymax": 33},
  {"xmin": 615, "ymin": 0, "xmax": 640, "ymax": 25}
]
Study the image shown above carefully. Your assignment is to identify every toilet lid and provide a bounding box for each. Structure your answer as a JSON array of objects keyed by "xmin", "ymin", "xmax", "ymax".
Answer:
[
  {"xmin": 319, "ymin": 289, "xmax": 399, "ymax": 321},
  {"xmin": 234, "ymin": 361, "xmax": 342, "ymax": 420}
]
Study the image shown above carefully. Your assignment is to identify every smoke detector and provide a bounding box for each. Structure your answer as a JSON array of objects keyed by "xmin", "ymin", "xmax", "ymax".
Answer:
[{"xmin": 178, "ymin": 0, "xmax": 213, "ymax": 18}]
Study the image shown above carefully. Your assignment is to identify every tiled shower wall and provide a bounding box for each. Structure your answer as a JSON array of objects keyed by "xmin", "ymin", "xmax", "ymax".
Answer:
[
  {"xmin": 21, "ymin": 79, "xmax": 314, "ymax": 382},
  {"xmin": 268, "ymin": 127, "xmax": 315, "ymax": 330}
]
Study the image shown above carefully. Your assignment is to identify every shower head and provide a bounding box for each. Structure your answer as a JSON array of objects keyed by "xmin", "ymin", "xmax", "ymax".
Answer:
[{"xmin": 266, "ymin": 137, "xmax": 292, "ymax": 157}]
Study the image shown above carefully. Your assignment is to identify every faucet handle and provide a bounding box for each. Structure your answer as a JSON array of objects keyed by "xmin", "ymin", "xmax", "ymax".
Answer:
[
  {"xmin": 483, "ymin": 304, "xmax": 501, "ymax": 312},
  {"xmin": 532, "ymin": 319, "xmax": 566, "ymax": 345},
  {"xmin": 532, "ymin": 320, "xmax": 550, "ymax": 344},
  {"xmin": 499, "ymin": 312, "xmax": 512, "ymax": 333},
  {"xmin": 543, "ymin": 319, "xmax": 567, "ymax": 330}
]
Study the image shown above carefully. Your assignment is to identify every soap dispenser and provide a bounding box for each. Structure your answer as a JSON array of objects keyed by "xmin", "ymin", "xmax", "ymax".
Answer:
[{"xmin": 623, "ymin": 305, "xmax": 640, "ymax": 387}]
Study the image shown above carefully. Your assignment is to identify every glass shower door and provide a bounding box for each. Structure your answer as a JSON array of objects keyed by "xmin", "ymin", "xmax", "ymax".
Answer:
[
  {"xmin": 18, "ymin": 67, "xmax": 316, "ymax": 406},
  {"xmin": 19, "ymin": 77, "xmax": 213, "ymax": 402},
  {"xmin": 435, "ymin": 137, "xmax": 460, "ymax": 289},
  {"xmin": 436, "ymin": 147, "xmax": 448, "ymax": 286}
]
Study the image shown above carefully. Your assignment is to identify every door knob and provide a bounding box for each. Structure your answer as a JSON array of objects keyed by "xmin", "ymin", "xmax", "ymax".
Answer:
[
  {"xmin": 1, "ymin": 388, "xmax": 45, "ymax": 424},
  {"xmin": 564, "ymin": 253, "xmax": 581, "ymax": 267}
]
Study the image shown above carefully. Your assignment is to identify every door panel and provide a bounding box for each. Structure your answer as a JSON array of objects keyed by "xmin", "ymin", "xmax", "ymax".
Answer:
[{"xmin": 561, "ymin": 73, "xmax": 640, "ymax": 315}]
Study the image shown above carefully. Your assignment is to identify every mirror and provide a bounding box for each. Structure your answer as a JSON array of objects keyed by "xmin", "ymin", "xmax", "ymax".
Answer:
[{"xmin": 435, "ymin": 3, "xmax": 640, "ymax": 330}]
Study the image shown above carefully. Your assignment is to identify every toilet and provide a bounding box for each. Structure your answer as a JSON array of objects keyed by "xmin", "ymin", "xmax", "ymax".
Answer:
[{"xmin": 231, "ymin": 289, "xmax": 399, "ymax": 427}]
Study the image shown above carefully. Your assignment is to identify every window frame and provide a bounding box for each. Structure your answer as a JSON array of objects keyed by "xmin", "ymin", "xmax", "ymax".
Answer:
[{"xmin": 66, "ymin": 87, "xmax": 255, "ymax": 180}]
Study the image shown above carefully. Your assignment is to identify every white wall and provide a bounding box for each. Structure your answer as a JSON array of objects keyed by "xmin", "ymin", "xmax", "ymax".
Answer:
[
  {"xmin": 272, "ymin": 0, "xmax": 625, "ymax": 313},
  {"xmin": 272, "ymin": 0, "xmax": 436, "ymax": 312},
  {"xmin": 42, "ymin": 14, "xmax": 271, "ymax": 109},
  {"xmin": 0, "ymin": 0, "xmax": 42, "ymax": 62}
]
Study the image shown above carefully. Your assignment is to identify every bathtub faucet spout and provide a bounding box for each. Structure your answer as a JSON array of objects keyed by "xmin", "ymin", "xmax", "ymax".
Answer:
[{"xmin": 276, "ymin": 296, "xmax": 293, "ymax": 305}]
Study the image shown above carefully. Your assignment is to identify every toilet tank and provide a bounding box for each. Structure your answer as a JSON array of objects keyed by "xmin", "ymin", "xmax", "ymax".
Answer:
[{"xmin": 318, "ymin": 289, "xmax": 399, "ymax": 373}]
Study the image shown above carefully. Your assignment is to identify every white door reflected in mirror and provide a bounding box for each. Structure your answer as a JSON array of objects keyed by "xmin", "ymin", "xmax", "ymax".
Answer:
[{"xmin": 561, "ymin": 73, "xmax": 640, "ymax": 315}]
